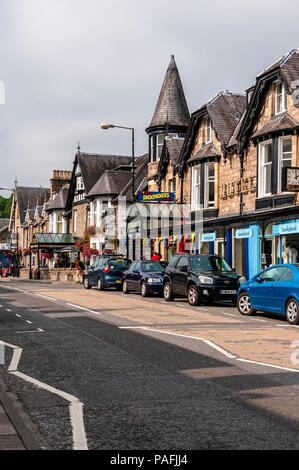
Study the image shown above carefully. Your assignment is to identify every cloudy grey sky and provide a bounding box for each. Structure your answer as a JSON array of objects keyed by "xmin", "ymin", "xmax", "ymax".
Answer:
[{"xmin": 0, "ymin": 0, "xmax": 298, "ymax": 196}]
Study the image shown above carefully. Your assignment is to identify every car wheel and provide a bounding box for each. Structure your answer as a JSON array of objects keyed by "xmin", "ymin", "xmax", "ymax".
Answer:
[
  {"xmin": 163, "ymin": 281, "xmax": 174, "ymax": 301},
  {"xmin": 123, "ymin": 280, "xmax": 130, "ymax": 294},
  {"xmin": 188, "ymin": 284, "xmax": 200, "ymax": 306},
  {"xmin": 141, "ymin": 282, "xmax": 148, "ymax": 297},
  {"xmin": 83, "ymin": 277, "xmax": 91, "ymax": 289},
  {"xmin": 97, "ymin": 277, "xmax": 104, "ymax": 291},
  {"xmin": 237, "ymin": 292, "xmax": 255, "ymax": 315},
  {"xmin": 286, "ymin": 298, "xmax": 299, "ymax": 325}
]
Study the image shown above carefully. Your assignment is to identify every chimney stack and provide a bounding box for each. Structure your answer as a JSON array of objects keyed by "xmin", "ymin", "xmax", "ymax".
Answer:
[{"xmin": 50, "ymin": 169, "xmax": 72, "ymax": 198}]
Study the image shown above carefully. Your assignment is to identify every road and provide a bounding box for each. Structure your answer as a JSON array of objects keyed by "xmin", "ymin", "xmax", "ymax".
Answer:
[{"xmin": 0, "ymin": 279, "xmax": 299, "ymax": 450}]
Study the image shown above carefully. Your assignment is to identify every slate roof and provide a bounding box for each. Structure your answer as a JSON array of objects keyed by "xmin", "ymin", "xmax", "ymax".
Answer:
[
  {"xmin": 118, "ymin": 153, "xmax": 149, "ymax": 202},
  {"xmin": 15, "ymin": 187, "xmax": 50, "ymax": 224},
  {"xmin": 77, "ymin": 153, "xmax": 132, "ymax": 194},
  {"xmin": 0, "ymin": 219, "xmax": 9, "ymax": 233},
  {"xmin": 46, "ymin": 184, "xmax": 70, "ymax": 211},
  {"xmin": 148, "ymin": 55, "xmax": 190, "ymax": 129},
  {"xmin": 188, "ymin": 143, "xmax": 220, "ymax": 164},
  {"xmin": 88, "ymin": 171, "xmax": 132, "ymax": 197},
  {"xmin": 164, "ymin": 138, "xmax": 184, "ymax": 164},
  {"xmin": 196, "ymin": 92, "xmax": 246, "ymax": 146},
  {"xmin": 252, "ymin": 112, "xmax": 299, "ymax": 138},
  {"xmin": 257, "ymin": 49, "xmax": 299, "ymax": 90}
]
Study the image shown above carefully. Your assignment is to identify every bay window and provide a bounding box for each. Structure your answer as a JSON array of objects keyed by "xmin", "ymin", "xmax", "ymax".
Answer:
[
  {"xmin": 259, "ymin": 140, "xmax": 273, "ymax": 197},
  {"xmin": 191, "ymin": 165, "xmax": 201, "ymax": 210},
  {"xmin": 205, "ymin": 163, "xmax": 215, "ymax": 207},
  {"xmin": 278, "ymin": 137, "xmax": 292, "ymax": 193}
]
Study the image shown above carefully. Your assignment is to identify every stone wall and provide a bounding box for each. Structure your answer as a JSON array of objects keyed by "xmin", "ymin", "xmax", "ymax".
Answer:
[{"xmin": 19, "ymin": 267, "xmax": 85, "ymax": 282}]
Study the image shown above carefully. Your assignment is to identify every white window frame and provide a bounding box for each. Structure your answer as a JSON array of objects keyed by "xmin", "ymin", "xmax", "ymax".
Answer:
[
  {"xmin": 56, "ymin": 211, "xmax": 63, "ymax": 234},
  {"xmin": 205, "ymin": 117, "xmax": 212, "ymax": 144},
  {"xmin": 150, "ymin": 135, "xmax": 154, "ymax": 162},
  {"xmin": 204, "ymin": 162, "xmax": 215, "ymax": 208},
  {"xmin": 258, "ymin": 139, "xmax": 273, "ymax": 197},
  {"xmin": 191, "ymin": 165, "xmax": 201, "ymax": 211},
  {"xmin": 73, "ymin": 209, "xmax": 77, "ymax": 232},
  {"xmin": 156, "ymin": 133, "xmax": 165, "ymax": 160},
  {"xmin": 275, "ymin": 81, "xmax": 286, "ymax": 115},
  {"xmin": 76, "ymin": 176, "xmax": 84, "ymax": 191},
  {"xmin": 278, "ymin": 136, "xmax": 292, "ymax": 193}
]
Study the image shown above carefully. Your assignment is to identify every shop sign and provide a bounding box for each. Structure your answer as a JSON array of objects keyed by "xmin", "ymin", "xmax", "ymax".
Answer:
[
  {"xmin": 105, "ymin": 243, "xmax": 115, "ymax": 250},
  {"xmin": 138, "ymin": 191, "xmax": 175, "ymax": 202},
  {"xmin": 201, "ymin": 232, "xmax": 216, "ymax": 242},
  {"xmin": 235, "ymin": 228, "xmax": 252, "ymax": 239},
  {"xmin": 276, "ymin": 222, "xmax": 299, "ymax": 235}
]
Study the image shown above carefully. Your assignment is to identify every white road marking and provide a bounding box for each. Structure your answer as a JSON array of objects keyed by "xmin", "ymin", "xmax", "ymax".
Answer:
[
  {"xmin": 35, "ymin": 294, "xmax": 57, "ymax": 302},
  {"xmin": 121, "ymin": 326, "xmax": 299, "ymax": 374},
  {"xmin": 6, "ymin": 308, "xmax": 11, "ymax": 312},
  {"xmin": 0, "ymin": 338, "xmax": 88, "ymax": 450},
  {"xmin": 67, "ymin": 303, "xmax": 101, "ymax": 316},
  {"xmin": 222, "ymin": 313, "xmax": 236, "ymax": 317},
  {"xmin": 14, "ymin": 330, "xmax": 45, "ymax": 334},
  {"xmin": 26, "ymin": 320, "xmax": 32, "ymax": 324}
]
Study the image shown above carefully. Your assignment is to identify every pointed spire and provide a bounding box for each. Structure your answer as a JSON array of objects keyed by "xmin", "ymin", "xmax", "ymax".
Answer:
[
  {"xmin": 77, "ymin": 141, "xmax": 81, "ymax": 153},
  {"xmin": 148, "ymin": 55, "xmax": 190, "ymax": 129}
]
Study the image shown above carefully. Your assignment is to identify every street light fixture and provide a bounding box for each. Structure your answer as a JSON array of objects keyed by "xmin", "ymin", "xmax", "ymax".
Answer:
[{"xmin": 100, "ymin": 123, "xmax": 135, "ymax": 201}]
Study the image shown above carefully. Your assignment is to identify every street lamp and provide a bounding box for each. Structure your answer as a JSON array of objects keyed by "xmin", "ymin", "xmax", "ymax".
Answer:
[{"xmin": 100, "ymin": 123, "xmax": 135, "ymax": 201}]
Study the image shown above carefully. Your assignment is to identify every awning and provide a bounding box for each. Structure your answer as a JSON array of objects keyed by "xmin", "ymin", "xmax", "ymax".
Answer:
[{"xmin": 30, "ymin": 233, "xmax": 76, "ymax": 248}]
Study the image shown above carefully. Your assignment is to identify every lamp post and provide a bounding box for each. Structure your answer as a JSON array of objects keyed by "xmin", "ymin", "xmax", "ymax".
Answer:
[{"xmin": 100, "ymin": 124, "xmax": 135, "ymax": 201}]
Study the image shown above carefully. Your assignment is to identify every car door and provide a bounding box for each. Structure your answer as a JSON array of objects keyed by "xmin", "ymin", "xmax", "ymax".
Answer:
[
  {"xmin": 271, "ymin": 266, "xmax": 294, "ymax": 312},
  {"xmin": 88, "ymin": 259, "xmax": 101, "ymax": 285},
  {"xmin": 130, "ymin": 262, "xmax": 142, "ymax": 291},
  {"xmin": 248, "ymin": 266, "xmax": 281, "ymax": 310},
  {"xmin": 173, "ymin": 256, "xmax": 189, "ymax": 296},
  {"xmin": 124, "ymin": 262, "xmax": 136, "ymax": 289}
]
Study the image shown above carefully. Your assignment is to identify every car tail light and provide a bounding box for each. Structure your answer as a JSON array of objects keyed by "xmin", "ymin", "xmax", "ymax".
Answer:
[{"xmin": 103, "ymin": 267, "xmax": 110, "ymax": 272}]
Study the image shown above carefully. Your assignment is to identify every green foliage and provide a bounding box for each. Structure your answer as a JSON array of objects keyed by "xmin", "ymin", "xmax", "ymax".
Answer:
[{"xmin": 0, "ymin": 194, "xmax": 13, "ymax": 219}]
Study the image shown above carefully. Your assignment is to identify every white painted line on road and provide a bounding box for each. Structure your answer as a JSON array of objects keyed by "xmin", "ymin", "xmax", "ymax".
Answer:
[
  {"xmin": 251, "ymin": 319, "xmax": 267, "ymax": 323},
  {"xmin": 37, "ymin": 328, "xmax": 45, "ymax": 332},
  {"xmin": 222, "ymin": 313, "xmax": 236, "ymax": 317},
  {"xmin": 67, "ymin": 303, "xmax": 101, "ymax": 316},
  {"xmin": 14, "ymin": 330, "xmax": 45, "ymax": 334},
  {"xmin": 16, "ymin": 314, "xmax": 21, "ymax": 317},
  {"xmin": 124, "ymin": 327, "xmax": 299, "ymax": 374},
  {"xmin": 26, "ymin": 320, "xmax": 32, "ymax": 324},
  {"xmin": 1, "ymin": 338, "xmax": 88, "ymax": 450},
  {"xmin": 6, "ymin": 308, "xmax": 11, "ymax": 312},
  {"xmin": 35, "ymin": 294, "xmax": 57, "ymax": 302}
]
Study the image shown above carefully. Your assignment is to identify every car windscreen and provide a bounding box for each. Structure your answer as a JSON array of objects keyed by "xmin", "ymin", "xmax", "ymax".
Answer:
[
  {"xmin": 108, "ymin": 259, "xmax": 131, "ymax": 270},
  {"xmin": 190, "ymin": 256, "xmax": 233, "ymax": 272},
  {"xmin": 141, "ymin": 262, "xmax": 164, "ymax": 273}
]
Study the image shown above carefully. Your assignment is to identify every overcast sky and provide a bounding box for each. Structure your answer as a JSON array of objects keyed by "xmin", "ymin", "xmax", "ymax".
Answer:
[{"xmin": 0, "ymin": 0, "xmax": 298, "ymax": 196}]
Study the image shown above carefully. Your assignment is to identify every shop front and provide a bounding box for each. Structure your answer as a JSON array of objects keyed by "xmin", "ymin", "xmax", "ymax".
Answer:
[{"xmin": 272, "ymin": 220, "xmax": 299, "ymax": 265}]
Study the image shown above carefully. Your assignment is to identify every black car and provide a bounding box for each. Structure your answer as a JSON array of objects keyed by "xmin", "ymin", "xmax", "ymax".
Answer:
[
  {"xmin": 122, "ymin": 260, "xmax": 165, "ymax": 297},
  {"xmin": 163, "ymin": 254, "xmax": 243, "ymax": 306},
  {"xmin": 84, "ymin": 256, "xmax": 132, "ymax": 290}
]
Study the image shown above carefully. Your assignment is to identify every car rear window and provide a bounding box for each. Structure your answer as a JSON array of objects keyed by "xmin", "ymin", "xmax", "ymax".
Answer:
[
  {"xmin": 108, "ymin": 259, "xmax": 131, "ymax": 269},
  {"xmin": 142, "ymin": 262, "xmax": 164, "ymax": 273}
]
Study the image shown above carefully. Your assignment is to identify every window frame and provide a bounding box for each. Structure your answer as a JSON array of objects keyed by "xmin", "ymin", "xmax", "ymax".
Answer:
[
  {"xmin": 274, "ymin": 80, "xmax": 286, "ymax": 115},
  {"xmin": 277, "ymin": 136, "xmax": 292, "ymax": 194},
  {"xmin": 191, "ymin": 165, "xmax": 201, "ymax": 211},
  {"xmin": 258, "ymin": 139, "xmax": 273, "ymax": 197},
  {"xmin": 204, "ymin": 162, "xmax": 215, "ymax": 208}
]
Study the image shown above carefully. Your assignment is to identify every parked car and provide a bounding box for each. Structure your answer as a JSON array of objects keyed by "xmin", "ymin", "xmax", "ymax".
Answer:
[
  {"xmin": 122, "ymin": 260, "xmax": 165, "ymax": 297},
  {"xmin": 237, "ymin": 263, "xmax": 299, "ymax": 324},
  {"xmin": 163, "ymin": 254, "xmax": 243, "ymax": 306},
  {"xmin": 84, "ymin": 256, "xmax": 132, "ymax": 290}
]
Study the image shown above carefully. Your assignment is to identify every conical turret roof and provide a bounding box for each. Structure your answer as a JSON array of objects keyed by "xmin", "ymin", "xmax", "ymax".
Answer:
[{"xmin": 148, "ymin": 55, "xmax": 190, "ymax": 129}]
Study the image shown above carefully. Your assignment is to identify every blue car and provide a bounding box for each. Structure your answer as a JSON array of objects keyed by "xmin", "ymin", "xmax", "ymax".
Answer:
[
  {"xmin": 237, "ymin": 263, "xmax": 299, "ymax": 324},
  {"xmin": 84, "ymin": 256, "xmax": 132, "ymax": 290},
  {"xmin": 122, "ymin": 260, "xmax": 165, "ymax": 297}
]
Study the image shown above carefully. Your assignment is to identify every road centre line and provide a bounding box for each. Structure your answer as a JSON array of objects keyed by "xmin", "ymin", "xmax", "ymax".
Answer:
[
  {"xmin": 67, "ymin": 303, "xmax": 101, "ymax": 316},
  {"xmin": 120, "ymin": 326, "xmax": 299, "ymax": 374}
]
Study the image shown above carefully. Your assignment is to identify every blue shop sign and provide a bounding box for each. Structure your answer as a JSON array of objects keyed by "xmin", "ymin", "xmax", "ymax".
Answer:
[
  {"xmin": 273, "ymin": 221, "xmax": 299, "ymax": 236},
  {"xmin": 235, "ymin": 228, "xmax": 252, "ymax": 239},
  {"xmin": 201, "ymin": 232, "xmax": 216, "ymax": 242}
]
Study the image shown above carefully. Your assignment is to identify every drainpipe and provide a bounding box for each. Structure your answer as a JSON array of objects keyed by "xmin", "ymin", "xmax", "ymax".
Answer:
[{"xmin": 239, "ymin": 152, "xmax": 244, "ymax": 216}]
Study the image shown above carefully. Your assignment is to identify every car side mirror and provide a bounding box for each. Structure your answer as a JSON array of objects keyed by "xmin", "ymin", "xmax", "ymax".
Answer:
[{"xmin": 255, "ymin": 275, "xmax": 262, "ymax": 283}]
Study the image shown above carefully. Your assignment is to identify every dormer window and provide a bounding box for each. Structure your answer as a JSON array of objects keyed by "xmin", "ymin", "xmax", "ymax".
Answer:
[{"xmin": 275, "ymin": 81, "xmax": 286, "ymax": 115}]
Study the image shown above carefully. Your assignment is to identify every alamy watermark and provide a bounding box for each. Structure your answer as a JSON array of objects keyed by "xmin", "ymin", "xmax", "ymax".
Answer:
[{"xmin": 0, "ymin": 81, "xmax": 5, "ymax": 104}]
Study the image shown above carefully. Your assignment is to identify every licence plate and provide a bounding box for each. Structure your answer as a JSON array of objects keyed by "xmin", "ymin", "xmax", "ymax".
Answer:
[
  {"xmin": 220, "ymin": 289, "xmax": 237, "ymax": 295},
  {"xmin": 116, "ymin": 280, "xmax": 122, "ymax": 284}
]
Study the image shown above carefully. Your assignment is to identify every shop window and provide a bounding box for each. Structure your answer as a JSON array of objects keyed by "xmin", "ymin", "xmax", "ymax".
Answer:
[
  {"xmin": 278, "ymin": 137, "xmax": 292, "ymax": 193},
  {"xmin": 259, "ymin": 140, "xmax": 273, "ymax": 197}
]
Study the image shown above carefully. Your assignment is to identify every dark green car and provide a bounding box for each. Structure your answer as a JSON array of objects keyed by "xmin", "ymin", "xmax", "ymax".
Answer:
[{"xmin": 83, "ymin": 256, "xmax": 132, "ymax": 290}]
